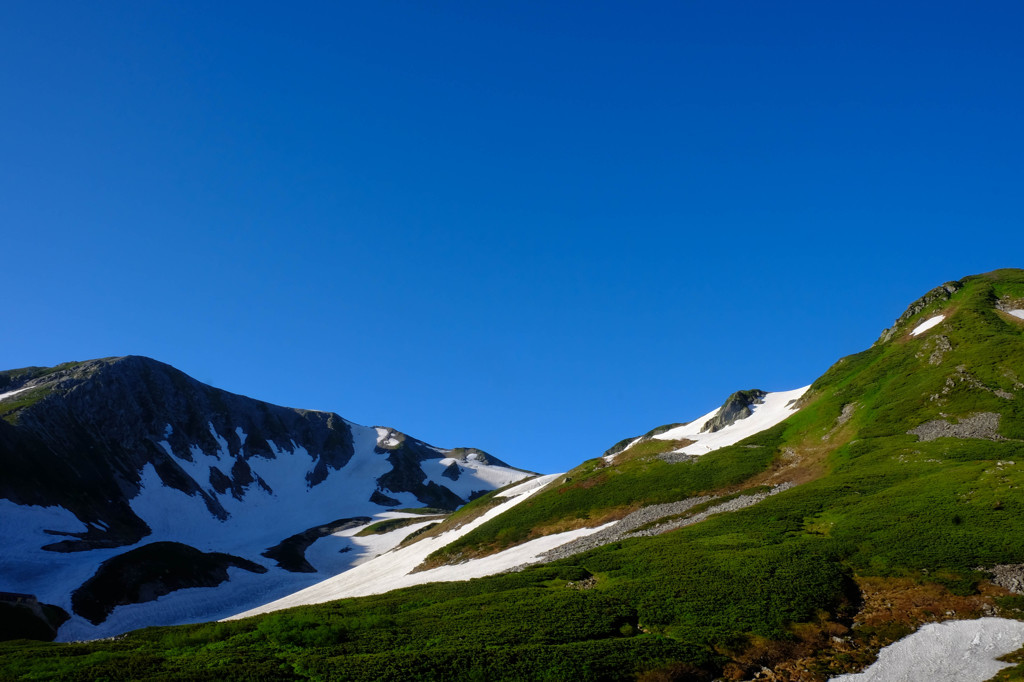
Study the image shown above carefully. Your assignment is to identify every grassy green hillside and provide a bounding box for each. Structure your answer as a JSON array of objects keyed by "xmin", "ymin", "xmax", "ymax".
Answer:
[{"xmin": 4, "ymin": 270, "xmax": 1024, "ymax": 681}]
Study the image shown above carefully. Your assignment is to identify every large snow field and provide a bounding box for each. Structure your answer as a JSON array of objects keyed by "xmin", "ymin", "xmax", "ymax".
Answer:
[
  {"xmin": 0, "ymin": 419, "xmax": 530, "ymax": 641},
  {"xmin": 228, "ymin": 473, "xmax": 574, "ymax": 618},
  {"xmin": 607, "ymin": 386, "xmax": 809, "ymax": 462},
  {"xmin": 831, "ymin": 617, "xmax": 1024, "ymax": 682}
]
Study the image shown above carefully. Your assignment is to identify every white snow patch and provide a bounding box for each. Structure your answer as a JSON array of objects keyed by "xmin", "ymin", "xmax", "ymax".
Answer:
[
  {"xmin": 325, "ymin": 519, "xmax": 436, "ymax": 569},
  {"xmin": 374, "ymin": 426, "xmax": 402, "ymax": 448},
  {"xmin": 1010, "ymin": 309, "xmax": 1024, "ymax": 320},
  {"xmin": 50, "ymin": 423, "xmax": 432, "ymax": 639},
  {"xmin": 0, "ymin": 385, "xmax": 36, "ymax": 402},
  {"xmin": 421, "ymin": 456, "xmax": 529, "ymax": 500},
  {"xmin": 609, "ymin": 386, "xmax": 810, "ymax": 461},
  {"xmin": 831, "ymin": 617, "xmax": 1024, "ymax": 682},
  {"xmin": 910, "ymin": 314, "xmax": 945, "ymax": 336},
  {"xmin": 412, "ymin": 522, "xmax": 611, "ymax": 583},
  {"xmin": 228, "ymin": 474, "xmax": 564, "ymax": 619},
  {"xmin": 0, "ymin": 499, "xmax": 91, "ymax": 602}
]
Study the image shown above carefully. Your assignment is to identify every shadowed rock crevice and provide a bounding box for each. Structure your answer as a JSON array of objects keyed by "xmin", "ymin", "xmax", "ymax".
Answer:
[{"xmin": 71, "ymin": 541, "xmax": 267, "ymax": 625}]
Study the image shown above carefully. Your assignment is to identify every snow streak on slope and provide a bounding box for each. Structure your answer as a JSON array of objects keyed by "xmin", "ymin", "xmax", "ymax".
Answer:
[
  {"xmin": 1011, "ymin": 309, "xmax": 1024, "ymax": 319},
  {"xmin": 228, "ymin": 474, "xmax": 597, "ymax": 618},
  {"xmin": 0, "ymin": 385, "xmax": 36, "ymax": 402},
  {"xmin": 830, "ymin": 618, "xmax": 1024, "ymax": 682},
  {"xmin": 607, "ymin": 386, "xmax": 809, "ymax": 462},
  {"xmin": 910, "ymin": 315, "xmax": 945, "ymax": 336}
]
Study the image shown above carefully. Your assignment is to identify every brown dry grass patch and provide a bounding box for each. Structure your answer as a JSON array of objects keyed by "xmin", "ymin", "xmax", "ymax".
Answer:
[
  {"xmin": 724, "ymin": 576, "xmax": 1011, "ymax": 681},
  {"xmin": 852, "ymin": 575, "xmax": 1002, "ymax": 629},
  {"xmin": 525, "ymin": 505, "xmax": 637, "ymax": 540},
  {"xmin": 745, "ymin": 424, "xmax": 853, "ymax": 490}
]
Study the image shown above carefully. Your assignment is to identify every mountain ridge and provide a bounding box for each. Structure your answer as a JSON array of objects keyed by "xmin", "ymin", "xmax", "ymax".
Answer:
[
  {"xmin": 0, "ymin": 354, "xmax": 533, "ymax": 640},
  {"xmin": 3, "ymin": 269, "xmax": 1024, "ymax": 680}
]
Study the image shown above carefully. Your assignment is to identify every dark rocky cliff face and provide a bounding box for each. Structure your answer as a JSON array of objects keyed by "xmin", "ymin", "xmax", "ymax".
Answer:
[
  {"xmin": 0, "ymin": 356, "xmax": 534, "ymax": 639},
  {"xmin": 1, "ymin": 357, "xmax": 362, "ymax": 550}
]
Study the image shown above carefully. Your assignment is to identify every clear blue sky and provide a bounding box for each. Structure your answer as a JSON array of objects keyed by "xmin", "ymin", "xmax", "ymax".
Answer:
[{"xmin": 3, "ymin": 1, "xmax": 1023, "ymax": 473}]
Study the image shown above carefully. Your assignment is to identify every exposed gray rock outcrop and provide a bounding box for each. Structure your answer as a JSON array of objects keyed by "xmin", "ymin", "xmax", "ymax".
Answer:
[
  {"xmin": 877, "ymin": 281, "xmax": 963, "ymax": 344},
  {"xmin": 658, "ymin": 452, "xmax": 699, "ymax": 464},
  {"xmin": 918, "ymin": 335, "xmax": 953, "ymax": 365},
  {"xmin": 990, "ymin": 564, "xmax": 1024, "ymax": 594},
  {"xmin": 996, "ymin": 296, "xmax": 1024, "ymax": 314},
  {"xmin": 909, "ymin": 412, "xmax": 1005, "ymax": 442},
  {"xmin": 535, "ymin": 483, "xmax": 794, "ymax": 564},
  {"xmin": 930, "ymin": 366, "xmax": 1015, "ymax": 403},
  {"xmin": 837, "ymin": 403, "xmax": 857, "ymax": 427}
]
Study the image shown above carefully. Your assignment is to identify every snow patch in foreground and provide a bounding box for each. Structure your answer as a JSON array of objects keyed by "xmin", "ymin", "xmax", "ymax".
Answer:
[
  {"xmin": 608, "ymin": 386, "xmax": 809, "ymax": 462},
  {"xmin": 910, "ymin": 315, "xmax": 945, "ymax": 336},
  {"xmin": 1010, "ymin": 309, "xmax": 1024, "ymax": 320},
  {"xmin": 830, "ymin": 617, "xmax": 1024, "ymax": 682}
]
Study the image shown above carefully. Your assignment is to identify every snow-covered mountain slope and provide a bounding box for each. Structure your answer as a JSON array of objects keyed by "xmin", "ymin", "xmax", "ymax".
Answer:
[
  {"xmin": 0, "ymin": 357, "xmax": 532, "ymax": 641},
  {"xmin": 606, "ymin": 385, "xmax": 809, "ymax": 462},
  {"xmin": 228, "ymin": 474, "xmax": 606, "ymax": 617},
  {"xmin": 233, "ymin": 384, "xmax": 812, "ymax": 620}
]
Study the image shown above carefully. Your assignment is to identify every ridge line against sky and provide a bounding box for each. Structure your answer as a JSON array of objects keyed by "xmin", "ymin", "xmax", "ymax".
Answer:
[{"xmin": 2, "ymin": 1, "xmax": 1022, "ymax": 472}]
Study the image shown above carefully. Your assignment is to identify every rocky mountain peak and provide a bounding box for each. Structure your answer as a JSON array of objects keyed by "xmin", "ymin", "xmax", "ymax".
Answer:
[{"xmin": 700, "ymin": 389, "xmax": 767, "ymax": 433}]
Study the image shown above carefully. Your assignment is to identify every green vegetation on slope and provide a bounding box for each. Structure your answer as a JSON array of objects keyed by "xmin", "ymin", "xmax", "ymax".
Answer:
[
  {"xmin": 423, "ymin": 424, "xmax": 790, "ymax": 565},
  {"xmin": 5, "ymin": 270, "xmax": 1024, "ymax": 680}
]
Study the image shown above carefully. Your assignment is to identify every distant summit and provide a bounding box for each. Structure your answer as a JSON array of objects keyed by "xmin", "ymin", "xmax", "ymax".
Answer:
[{"xmin": 0, "ymin": 355, "xmax": 532, "ymax": 640}]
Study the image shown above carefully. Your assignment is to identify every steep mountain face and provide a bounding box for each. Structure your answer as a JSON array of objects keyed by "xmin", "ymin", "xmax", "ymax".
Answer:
[{"xmin": 0, "ymin": 356, "xmax": 531, "ymax": 640}]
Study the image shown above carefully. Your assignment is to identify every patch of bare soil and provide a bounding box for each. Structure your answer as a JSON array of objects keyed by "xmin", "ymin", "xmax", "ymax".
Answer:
[{"xmin": 727, "ymin": 576, "xmax": 1009, "ymax": 681}]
